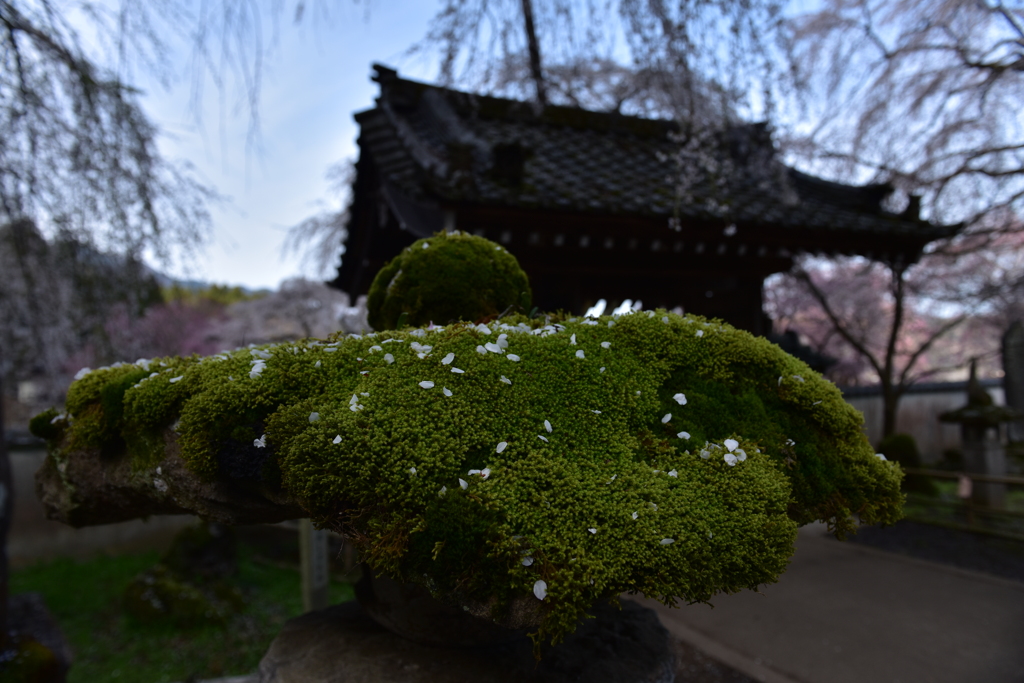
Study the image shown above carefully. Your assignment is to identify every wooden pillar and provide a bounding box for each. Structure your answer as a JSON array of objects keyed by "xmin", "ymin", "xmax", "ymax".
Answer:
[{"xmin": 300, "ymin": 519, "xmax": 330, "ymax": 612}]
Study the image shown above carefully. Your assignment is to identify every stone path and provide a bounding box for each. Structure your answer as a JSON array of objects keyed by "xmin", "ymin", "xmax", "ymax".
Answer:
[{"xmin": 635, "ymin": 522, "xmax": 1024, "ymax": 683}]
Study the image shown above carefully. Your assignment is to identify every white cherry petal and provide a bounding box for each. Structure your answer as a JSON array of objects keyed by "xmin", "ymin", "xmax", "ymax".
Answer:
[
  {"xmin": 724, "ymin": 453, "xmax": 738, "ymax": 466},
  {"xmin": 724, "ymin": 439, "xmax": 739, "ymax": 452},
  {"xmin": 419, "ymin": 381, "xmax": 435, "ymax": 389},
  {"xmin": 695, "ymin": 330, "xmax": 704, "ymax": 338},
  {"xmin": 443, "ymin": 387, "xmax": 453, "ymax": 397},
  {"xmin": 459, "ymin": 478, "xmax": 468, "ymax": 490},
  {"xmin": 451, "ymin": 367, "xmax": 465, "ymax": 373},
  {"xmin": 496, "ymin": 441, "xmax": 508, "ymax": 453},
  {"xmin": 544, "ymin": 420, "xmax": 552, "ymax": 433},
  {"xmin": 522, "ymin": 557, "xmax": 534, "ymax": 566},
  {"xmin": 507, "ymin": 354, "xmax": 521, "ymax": 361},
  {"xmin": 441, "ymin": 352, "xmax": 455, "ymax": 365},
  {"xmin": 308, "ymin": 412, "xmax": 320, "ymax": 422},
  {"xmin": 673, "ymin": 393, "xmax": 687, "ymax": 405},
  {"xmin": 485, "ymin": 342, "xmax": 503, "ymax": 353},
  {"xmin": 476, "ymin": 345, "xmax": 488, "ymax": 354},
  {"xmin": 661, "ymin": 413, "xmax": 672, "ymax": 423},
  {"xmin": 538, "ymin": 435, "xmax": 548, "ymax": 442},
  {"xmin": 500, "ymin": 376, "xmax": 512, "ymax": 384},
  {"xmin": 576, "ymin": 349, "xmax": 585, "ymax": 359},
  {"xmin": 409, "ymin": 467, "xmax": 417, "ymax": 475},
  {"xmin": 631, "ymin": 512, "xmax": 638, "ymax": 520},
  {"xmin": 384, "ymin": 353, "xmax": 395, "ymax": 364},
  {"xmin": 533, "ymin": 580, "xmax": 547, "ymax": 600},
  {"xmin": 570, "ymin": 334, "xmax": 577, "ymax": 345},
  {"xmin": 660, "ymin": 538, "xmax": 675, "ymax": 545},
  {"xmin": 601, "ymin": 341, "xmax": 611, "ymax": 348},
  {"xmin": 588, "ymin": 528, "xmax": 597, "ymax": 534},
  {"xmin": 677, "ymin": 431, "xmax": 690, "ymax": 439},
  {"xmin": 333, "ymin": 435, "xmax": 342, "ymax": 444},
  {"xmin": 668, "ymin": 469, "xmax": 678, "ymax": 477}
]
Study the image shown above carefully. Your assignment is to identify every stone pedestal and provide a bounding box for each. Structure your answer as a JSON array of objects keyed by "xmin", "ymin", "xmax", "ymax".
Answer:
[
  {"xmin": 963, "ymin": 438, "xmax": 1007, "ymax": 509},
  {"xmin": 257, "ymin": 599, "xmax": 676, "ymax": 683}
]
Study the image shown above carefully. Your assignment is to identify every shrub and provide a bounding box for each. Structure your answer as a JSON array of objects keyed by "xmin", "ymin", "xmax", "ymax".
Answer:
[{"xmin": 877, "ymin": 433, "xmax": 937, "ymax": 495}]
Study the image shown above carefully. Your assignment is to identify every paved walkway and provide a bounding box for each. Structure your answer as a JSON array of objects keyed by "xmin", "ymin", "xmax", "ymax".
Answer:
[{"xmin": 633, "ymin": 523, "xmax": 1024, "ymax": 683}]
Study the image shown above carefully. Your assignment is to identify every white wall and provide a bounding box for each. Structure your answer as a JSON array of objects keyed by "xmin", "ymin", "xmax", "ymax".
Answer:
[{"xmin": 843, "ymin": 382, "xmax": 1007, "ymax": 464}]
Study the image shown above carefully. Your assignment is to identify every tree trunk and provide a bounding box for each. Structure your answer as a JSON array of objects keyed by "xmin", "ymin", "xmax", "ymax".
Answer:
[
  {"xmin": 0, "ymin": 375, "xmax": 10, "ymax": 651},
  {"xmin": 881, "ymin": 383, "xmax": 900, "ymax": 440},
  {"xmin": 520, "ymin": 0, "xmax": 547, "ymax": 106}
]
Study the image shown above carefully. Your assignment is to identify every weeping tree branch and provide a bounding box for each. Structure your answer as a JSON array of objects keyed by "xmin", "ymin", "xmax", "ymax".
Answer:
[{"xmin": 519, "ymin": 0, "xmax": 546, "ymax": 106}]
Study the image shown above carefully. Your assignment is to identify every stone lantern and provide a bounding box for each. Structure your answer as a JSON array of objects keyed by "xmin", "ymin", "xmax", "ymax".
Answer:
[{"xmin": 939, "ymin": 360, "xmax": 1021, "ymax": 509}]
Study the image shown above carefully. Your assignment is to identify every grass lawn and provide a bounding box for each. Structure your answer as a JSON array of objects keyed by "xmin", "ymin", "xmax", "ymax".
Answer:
[{"xmin": 11, "ymin": 541, "xmax": 354, "ymax": 683}]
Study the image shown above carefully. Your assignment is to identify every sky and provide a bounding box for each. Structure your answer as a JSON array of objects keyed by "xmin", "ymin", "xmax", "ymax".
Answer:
[{"xmin": 128, "ymin": 2, "xmax": 443, "ymax": 290}]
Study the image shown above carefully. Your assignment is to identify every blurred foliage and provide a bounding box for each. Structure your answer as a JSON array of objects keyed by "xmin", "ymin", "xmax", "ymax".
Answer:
[
  {"xmin": 11, "ymin": 544, "xmax": 353, "ymax": 683},
  {"xmin": 877, "ymin": 433, "xmax": 937, "ymax": 496},
  {"xmin": 161, "ymin": 284, "xmax": 265, "ymax": 308}
]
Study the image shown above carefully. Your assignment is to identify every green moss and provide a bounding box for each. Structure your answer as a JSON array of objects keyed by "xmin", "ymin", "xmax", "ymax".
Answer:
[
  {"xmin": 123, "ymin": 563, "xmax": 244, "ymax": 628},
  {"xmin": 45, "ymin": 310, "xmax": 903, "ymax": 645},
  {"xmin": 28, "ymin": 408, "xmax": 61, "ymax": 441},
  {"xmin": 0, "ymin": 635, "xmax": 62, "ymax": 683},
  {"xmin": 366, "ymin": 231, "xmax": 532, "ymax": 330}
]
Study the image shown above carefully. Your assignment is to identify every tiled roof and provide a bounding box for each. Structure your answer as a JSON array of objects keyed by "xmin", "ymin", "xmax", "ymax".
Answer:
[{"xmin": 356, "ymin": 65, "xmax": 959, "ymax": 241}]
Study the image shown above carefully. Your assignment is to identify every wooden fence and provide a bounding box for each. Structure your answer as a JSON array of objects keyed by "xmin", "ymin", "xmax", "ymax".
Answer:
[{"xmin": 901, "ymin": 467, "xmax": 1024, "ymax": 541}]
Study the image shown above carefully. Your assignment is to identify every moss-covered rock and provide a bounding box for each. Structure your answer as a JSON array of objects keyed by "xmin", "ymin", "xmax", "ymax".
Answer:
[
  {"xmin": 366, "ymin": 231, "xmax": 532, "ymax": 330},
  {"xmin": 41, "ymin": 310, "xmax": 903, "ymax": 645},
  {"xmin": 123, "ymin": 521, "xmax": 244, "ymax": 628},
  {"xmin": 0, "ymin": 635, "xmax": 62, "ymax": 683},
  {"xmin": 123, "ymin": 563, "xmax": 243, "ymax": 627}
]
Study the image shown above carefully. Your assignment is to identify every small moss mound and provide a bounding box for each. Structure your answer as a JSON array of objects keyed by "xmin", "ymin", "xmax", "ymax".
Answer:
[
  {"xmin": 367, "ymin": 231, "xmax": 532, "ymax": 330},
  {"xmin": 877, "ymin": 433, "xmax": 937, "ymax": 496},
  {"xmin": 28, "ymin": 409, "xmax": 61, "ymax": 442},
  {"xmin": 123, "ymin": 522, "xmax": 244, "ymax": 628},
  {"xmin": 0, "ymin": 635, "xmax": 62, "ymax": 683},
  {"xmin": 42, "ymin": 311, "xmax": 904, "ymax": 646}
]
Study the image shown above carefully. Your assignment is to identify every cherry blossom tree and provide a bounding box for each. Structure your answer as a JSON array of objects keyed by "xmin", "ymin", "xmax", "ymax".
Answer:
[
  {"xmin": 783, "ymin": 0, "xmax": 1024, "ymax": 232},
  {"xmin": 764, "ymin": 233, "xmax": 1024, "ymax": 438}
]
